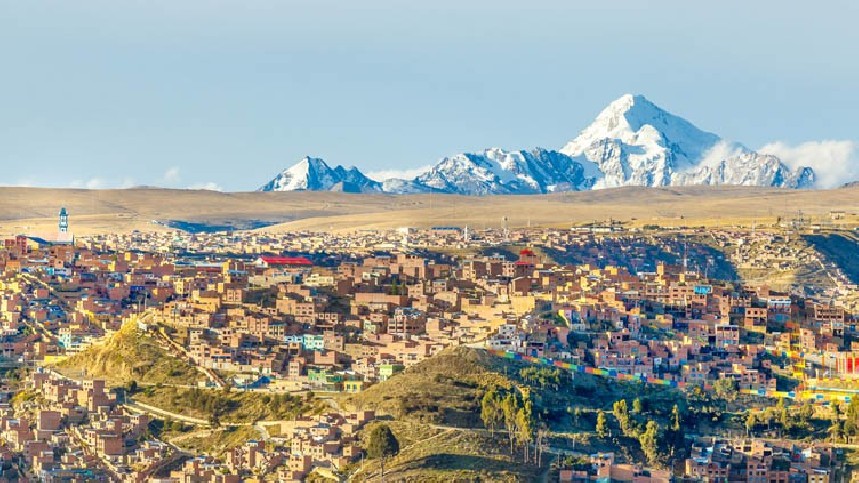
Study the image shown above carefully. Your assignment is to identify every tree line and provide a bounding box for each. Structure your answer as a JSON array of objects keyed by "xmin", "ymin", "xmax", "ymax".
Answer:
[
  {"xmin": 594, "ymin": 397, "xmax": 685, "ymax": 467},
  {"xmin": 480, "ymin": 386, "xmax": 548, "ymax": 465}
]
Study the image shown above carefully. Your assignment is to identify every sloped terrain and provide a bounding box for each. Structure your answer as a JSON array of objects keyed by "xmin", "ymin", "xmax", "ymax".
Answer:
[
  {"xmin": 343, "ymin": 347, "xmax": 513, "ymax": 427},
  {"xmin": 343, "ymin": 346, "xmax": 682, "ymax": 428},
  {"xmin": 259, "ymin": 94, "xmax": 815, "ymax": 194},
  {"xmin": 344, "ymin": 346, "xmax": 691, "ymax": 481},
  {"xmin": 55, "ymin": 322, "xmax": 204, "ymax": 386},
  {"xmin": 353, "ymin": 421, "xmax": 540, "ymax": 483},
  {"xmin": 805, "ymin": 233, "xmax": 859, "ymax": 285}
]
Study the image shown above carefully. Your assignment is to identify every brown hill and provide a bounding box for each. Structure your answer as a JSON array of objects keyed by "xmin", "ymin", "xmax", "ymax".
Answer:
[
  {"xmin": 55, "ymin": 322, "xmax": 204, "ymax": 386},
  {"xmin": 1, "ymin": 185, "xmax": 858, "ymax": 236}
]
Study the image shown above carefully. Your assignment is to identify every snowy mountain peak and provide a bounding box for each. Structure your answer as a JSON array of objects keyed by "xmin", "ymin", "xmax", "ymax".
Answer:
[
  {"xmin": 597, "ymin": 93, "xmax": 655, "ymax": 126},
  {"xmin": 298, "ymin": 156, "xmax": 326, "ymax": 169},
  {"xmin": 414, "ymin": 147, "xmax": 596, "ymax": 195},
  {"xmin": 559, "ymin": 94, "xmax": 808, "ymax": 189},
  {"xmin": 257, "ymin": 93, "xmax": 816, "ymax": 194},
  {"xmin": 591, "ymin": 94, "xmax": 714, "ymax": 141},
  {"xmin": 292, "ymin": 156, "xmax": 331, "ymax": 175},
  {"xmin": 259, "ymin": 156, "xmax": 382, "ymax": 193}
]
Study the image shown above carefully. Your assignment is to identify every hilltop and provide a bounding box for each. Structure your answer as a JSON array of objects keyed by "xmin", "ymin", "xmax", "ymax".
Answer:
[
  {"xmin": 343, "ymin": 347, "xmax": 543, "ymax": 482},
  {"xmin": 343, "ymin": 346, "xmax": 514, "ymax": 426},
  {"xmin": 341, "ymin": 346, "xmax": 693, "ymax": 482},
  {"xmin": 343, "ymin": 346, "xmax": 683, "ymax": 425},
  {"xmin": 54, "ymin": 321, "xmax": 205, "ymax": 386}
]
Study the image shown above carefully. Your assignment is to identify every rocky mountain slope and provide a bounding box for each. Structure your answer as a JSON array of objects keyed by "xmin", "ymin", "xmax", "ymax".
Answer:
[
  {"xmin": 259, "ymin": 157, "xmax": 382, "ymax": 193},
  {"xmin": 259, "ymin": 95, "xmax": 815, "ymax": 194}
]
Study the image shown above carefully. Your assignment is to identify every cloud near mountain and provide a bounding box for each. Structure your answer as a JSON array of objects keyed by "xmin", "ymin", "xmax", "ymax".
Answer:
[
  {"xmin": 259, "ymin": 94, "xmax": 831, "ymax": 195},
  {"xmin": 366, "ymin": 166, "xmax": 432, "ymax": 183},
  {"xmin": 758, "ymin": 140, "xmax": 858, "ymax": 189}
]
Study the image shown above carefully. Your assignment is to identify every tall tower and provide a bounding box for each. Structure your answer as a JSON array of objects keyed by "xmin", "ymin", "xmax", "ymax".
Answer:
[
  {"xmin": 502, "ymin": 216, "xmax": 509, "ymax": 241},
  {"xmin": 59, "ymin": 207, "xmax": 69, "ymax": 233}
]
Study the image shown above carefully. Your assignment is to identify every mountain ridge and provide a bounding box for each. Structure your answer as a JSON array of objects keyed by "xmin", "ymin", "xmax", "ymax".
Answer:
[
  {"xmin": 259, "ymin": 94, "xmax": 815, "ymax": 195},
  {"xmin": 259, "ymin": 156, "xmax": 383, "ymax": 193}
]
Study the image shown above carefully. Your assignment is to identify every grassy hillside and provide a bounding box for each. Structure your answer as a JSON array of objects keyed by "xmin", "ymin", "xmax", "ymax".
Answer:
[
  {"xmin": 342, "ymin": 348, "xmax": 540, "ymax": 481},
  {"xmin": 55, "ymin": 321, "xmax": 204, "ymax": 386},
  {"xmin": 343, "ymin": 347, "xmax": 514, "ymax": 427},
  {"xmin": 343, "ymin": 346, "xmax": 682, "ymax": 428},
  {"xmin": 342, "ymin": 347, "xmax": 696, "ymax": 481},
  {"xmin": 172, "ymin": 426, "xmax": 262, "ymax": 457},
  {"xmin": 353, "ymin": 421, "xmax": 540, "ymax": 483},
  {"xmin": 133, "ymin": 386, "xmax": 324, "ymax": 424}
]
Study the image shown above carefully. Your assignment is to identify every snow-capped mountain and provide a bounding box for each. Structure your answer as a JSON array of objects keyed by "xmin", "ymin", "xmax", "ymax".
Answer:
[
  {"xmin": 259, "ymin": 157, "xmax": 382, "ymax": 193},
  {"xmin": 672, "ymin": 144, "xmax": 815, "ymax": 188},
  {"xmin": 559, "ymin": 94, "xmax": 812, "ymax": 189},
  {"xmin": 258, "ymin": 94, "xmax": 816, "ymax": 195},
  {"xmin": 380, "ymin": 178, "xmax": 439, "ymax": 194},
  {"xmin": 415, "ymin": 148, "xmax": 596, "ymax": 195}
]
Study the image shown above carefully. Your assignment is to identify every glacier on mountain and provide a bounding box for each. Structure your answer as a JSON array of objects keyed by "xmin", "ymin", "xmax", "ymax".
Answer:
[
  {"xmin": 259, "ymin": 157, "xmax": 382, "ymax": 193},
  {"xmin": 259, "ymin": 94, "xmax": 816, "ymax": 195},
  {"xmin": 415, "ymin": 148, "xmax": 596, "ymax": 195}
]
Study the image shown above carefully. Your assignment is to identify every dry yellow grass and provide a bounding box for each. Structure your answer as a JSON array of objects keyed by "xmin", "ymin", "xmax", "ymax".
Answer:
[
  {"xmin": 1, "ymin": 185, "xmax": 858, "ymax": 236},
  {"xmin": 54, "ymin": 322, "xmax": 205, "ymax": 386}
]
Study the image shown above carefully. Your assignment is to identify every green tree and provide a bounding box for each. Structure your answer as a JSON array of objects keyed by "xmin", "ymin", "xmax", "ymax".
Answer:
[
  {"xmin": 595, "ymin": 410, "xmax": 608, "ymax": 438},
  {"xmin": 796, "ymin": 403, "xmax": 815, "ymax": 429},
  {"xmin": 613, "ymin": 399, "xmax": 631, "ymax": 436},
  {"xmin": 777, "ymin": 399, "xmax": 791, "ymax": 434},
  {"xmin": 209, "ymin": 410, "xmax": 221, "ymax": 429},
  {"xmin": 480, "ymin": 389, "xmax": 503, "ymax": 435},
  {"xmin": 502, "ymin": 393, "xmax": 519, "ymax": 455},
  {"xmin": 572, "ymin": 406, "xmax": 582, "ymax": 427},
  {"xmin": 712, "ymin": 378, "xmax": 738, "ymax": 406},
  {"xmin": 671, "ymin": 405, "xmax": 682, "ymax": 431},
  {"xmin": 745, "ymin": 411, "xmax": 757, "ymax": 436},
  {"xmin": 830, "ymin": 418, "xmax": 843, "ymax": 444},
  {"xmin": 366, "ymin": 424, "xmax": 400, "ymax": 478},
  {"xmin": 516, "ymin": 404, "xmax": 534, "ymax": 462},
  {"xmin": 639, "ymin": 420, "xmax": 662, "ymax": 466},
  {"xmin": 516, "ymin": 407, "xmax": 534, "ymax": 463},
  {"xmin": 632, "ymin": 398, "xmax": 643, "ymax": 415},
  {"xmin": 845, "ymin": 397, "xmax": 859, "ymax": 436}
]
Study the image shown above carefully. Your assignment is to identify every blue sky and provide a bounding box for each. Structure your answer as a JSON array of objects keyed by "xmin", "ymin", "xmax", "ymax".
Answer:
[{"xmin": 1, "ymin": 0, "xmax": 857, "ymax": 190}]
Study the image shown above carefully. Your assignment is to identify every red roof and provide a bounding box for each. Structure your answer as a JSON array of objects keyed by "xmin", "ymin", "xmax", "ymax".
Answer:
[
  {"xmin": 519, "ymin": 249, "xmax": 535, "ymax": 256},
  {"xmin": 259, "ymin": 256, "xmax": 312, "ymax": 266},
  {"xmin": 515, "ymin": 261, "xmax": 534, "ymax": 266}
]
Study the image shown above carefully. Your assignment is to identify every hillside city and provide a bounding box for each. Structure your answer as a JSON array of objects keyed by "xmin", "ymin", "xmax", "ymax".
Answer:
[
  {"xmin": 1, "ymin": 209, "xmax": 859, "ymax": 482},
  {"xmin": 6, "ymin": 1, "xmax": 859, "ymax": 483}
]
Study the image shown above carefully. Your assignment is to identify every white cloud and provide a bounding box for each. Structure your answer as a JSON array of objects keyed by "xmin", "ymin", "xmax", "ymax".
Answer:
[
  {"xmin": 162, "ymin": 166, "xmax": 181, "ymax": 184},
  {"xmin": 187, "ymin": 182, "xmax": 223, "ymax": 191},
  {"xmin": 366, "ymin": 165, "xmax": 432, "ymax": 182},
  {"xmin": 68, "ymin": 178, "xmax": 107, "ymax": 189},
  {"xmin": 0, "ymin": 178, "xmax": 36, "ymax": 187},
  {"xmin": 758, "ymin": 140, "xmax": 858, "ymax": 189},
  {"xmin": 85, "ymin": 178, "xmax": 106, "ymax": 189},
  {"xmin": 68, "ymin": 177, "xmax": 137, "ymax": 189},
  {"xmin": 697, "ymin": 140, "xmax": 746, "ymax": 169}
]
